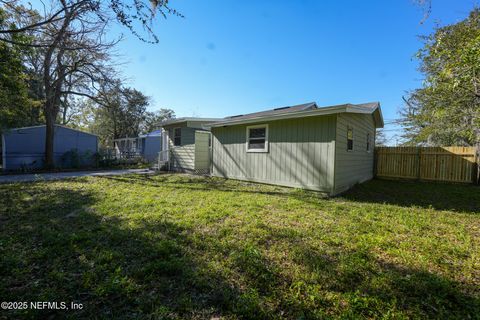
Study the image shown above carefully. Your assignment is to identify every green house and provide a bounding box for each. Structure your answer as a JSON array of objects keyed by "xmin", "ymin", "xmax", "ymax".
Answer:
[
  {"xmin": 158, "ymin": 118, "xmax": 220, "ymax": 173},
  {"xmin": 159, "ymin": 102, "xmax": 384, "ymax": 195}
]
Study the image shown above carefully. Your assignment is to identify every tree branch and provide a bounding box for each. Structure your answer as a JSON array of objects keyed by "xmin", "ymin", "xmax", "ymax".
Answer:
[{"xmin": 61, "ymin": 90, "xmax": 107, "ymax": 107}]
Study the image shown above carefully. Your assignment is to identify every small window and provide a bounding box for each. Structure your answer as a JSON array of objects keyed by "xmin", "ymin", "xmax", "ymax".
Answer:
[
  {"xmin": 366, "ymin": 133, "xmax": 371, "ymax": 152},
  {"xmin": 347, "ymin": 127, "xmax": 353, "ymax": 151},
  {"xmin": 173, "ymin": 127, "xmax": 181, "ymax": 146},
  {"xmin": 246, "ymin": 124, "xmax": 268, "ymax": 152}
]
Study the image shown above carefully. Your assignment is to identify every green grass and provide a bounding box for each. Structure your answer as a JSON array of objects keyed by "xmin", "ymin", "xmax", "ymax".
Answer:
[{"xmin": 0, "ymin": 174, "xmax": 479, "ymax": 319}]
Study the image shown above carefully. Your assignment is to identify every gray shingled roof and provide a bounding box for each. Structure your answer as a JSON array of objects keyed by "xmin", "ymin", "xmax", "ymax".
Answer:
[
  {"xmin": 210, "ymin": 101, "xmax": 383, "ymax": 128},
  {"xmin": 223, "ymin": 102, "xmax": 317, "ymax": 122},
  {"xmin": 157, "ymin": 101, "xmax": 383, "ymax": 129}
]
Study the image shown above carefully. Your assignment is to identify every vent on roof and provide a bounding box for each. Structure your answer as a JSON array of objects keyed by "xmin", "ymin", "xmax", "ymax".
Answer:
[
  {"xmin": 273, "ymin": 106, "xmax": 290, "ymax": 111},
  {"xmin": 228, "ymin": 114, "xmax": 244, "ymax": 118}
]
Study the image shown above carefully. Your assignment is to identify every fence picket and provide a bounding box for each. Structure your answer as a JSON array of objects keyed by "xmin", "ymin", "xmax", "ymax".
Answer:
[{"xmin": 375, "ymin": 146, "xmax": 477, "ymax": 184}]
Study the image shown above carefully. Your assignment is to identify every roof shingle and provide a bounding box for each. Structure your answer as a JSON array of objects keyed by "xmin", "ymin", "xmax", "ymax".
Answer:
[{"xmin": 223, "ymin": 102, "xmax": 317, "ymax": 122}]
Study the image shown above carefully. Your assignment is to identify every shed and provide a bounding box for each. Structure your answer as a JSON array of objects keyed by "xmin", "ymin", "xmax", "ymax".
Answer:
[
  {"xmin": 2, "ymin": 125, "xmax": 98, "ymax": 171},
  {"xmin": 208, "ymin": 102, "xmax": 384, "ymax": 195},
  {"xmin": 158, "ymin": 118, "xmax": 220, "ymax": 173}
]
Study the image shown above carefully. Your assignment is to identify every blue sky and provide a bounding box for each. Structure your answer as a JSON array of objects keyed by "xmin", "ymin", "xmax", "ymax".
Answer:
[{"xmin": 115, "ymin": 0, "xmax": 475, "ymax": 144}]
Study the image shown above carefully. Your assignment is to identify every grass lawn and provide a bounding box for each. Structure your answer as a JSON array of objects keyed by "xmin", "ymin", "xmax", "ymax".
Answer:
[{"xmin": 0, "ymin": 174, "xmax": 479, "ymax": 319}]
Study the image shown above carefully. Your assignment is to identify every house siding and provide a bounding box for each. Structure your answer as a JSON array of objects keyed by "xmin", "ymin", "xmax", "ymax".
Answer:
[
  {"xmin": 334, "ymin": 113, "xmax": 376, "ymax": 194},
  {"xmin": 211, "ymin": 115, "xmax": 336, "ymax": 192},
  {"xmin": 165, "ymin": 123, "xmax": 196, "ymax": 171}
]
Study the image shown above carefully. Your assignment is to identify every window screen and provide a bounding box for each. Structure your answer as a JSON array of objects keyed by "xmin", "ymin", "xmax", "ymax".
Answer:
[
  {"xmin": 347, "ymin": 127, "xmax": 353, "ymax": 151},
  {"xmin": 174, "ymin": 128, "xmax": 181, "ymax": 146},
  {"xmin": 247, "ymin": 125, "xmax": 268, "ymax": 152}
]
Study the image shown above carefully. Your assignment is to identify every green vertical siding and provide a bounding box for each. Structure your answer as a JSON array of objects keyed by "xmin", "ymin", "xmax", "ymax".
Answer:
[
  {"xmin": 334, "ymin": 113, "xmax": 376, "ymax": 194},
  {"xmin": 164, "ymin": 124, "xmax": 196, "ymax": 171},
  {"xmin": 194, "ymin": 131, "xmax": 210, "ymax": 171},
  {"xmin": 211, "ymin": 115, "xmax": 336, "ymax": 192}
]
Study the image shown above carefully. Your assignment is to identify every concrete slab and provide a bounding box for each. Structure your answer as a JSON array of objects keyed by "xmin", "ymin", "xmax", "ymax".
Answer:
[{"xmin": 0, "ymin": 169, "xmax": 155, "ymax": 184}]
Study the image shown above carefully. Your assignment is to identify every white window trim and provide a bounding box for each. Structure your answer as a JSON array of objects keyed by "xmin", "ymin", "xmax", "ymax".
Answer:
[
  {"xmin": 246, "ymin": 124, "xmax": 269, "ymax": 153},
  {"xmin": 173, "ymin": 127, "xmax": 182, "ymax": 146}
]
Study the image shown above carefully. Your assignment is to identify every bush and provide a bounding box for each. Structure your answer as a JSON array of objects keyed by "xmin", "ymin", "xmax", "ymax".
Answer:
[{"xmin": 60, "ymin": 149, "xmax": 96, "ymax": 169}]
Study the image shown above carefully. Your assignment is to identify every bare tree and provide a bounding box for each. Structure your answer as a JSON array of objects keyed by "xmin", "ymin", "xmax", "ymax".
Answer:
[
  {"xmin": 37, "ymin": 1, "xmax": 117, "ymax": 167},
  {"xmin": 0, "ymin": 0, "xmax": 181, "ymax": 42},
  {"xmin": 0, "ymin": 0, "xmax": 180, "ymax": 168}
]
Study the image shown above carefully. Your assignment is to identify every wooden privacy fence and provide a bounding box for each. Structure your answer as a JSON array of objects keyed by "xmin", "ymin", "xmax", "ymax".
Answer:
[{"xmin": 375, "ymin": 146, "xmax": 478, "ymax": 184}]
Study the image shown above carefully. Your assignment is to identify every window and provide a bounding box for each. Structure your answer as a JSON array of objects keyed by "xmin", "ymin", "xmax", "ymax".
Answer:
[
  {"xmin": 347, "ymin": 127, "xmax": 353, "ymax": 151},
  {"xmin": 366, "ymin": 133, "xmax": 371, "ymax": 152},
  {"xmin": 246, "ymin": 124, "xmax": 268, "ymax": 152},
  {"xmin": 173, "ymin": 127, "xmax": 181, "ymax": 146}
]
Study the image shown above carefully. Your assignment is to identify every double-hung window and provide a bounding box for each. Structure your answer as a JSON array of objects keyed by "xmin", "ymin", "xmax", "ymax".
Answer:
[
  {"xmin": 173, "ymin": 127, "xmax": 181, "ymax": 146},
  {"xmin": 347, "ymin": 126, "xmax": 353, "ymax": 151},
  {"xmin": 246, "ymin": 124, "xmax": 268, "ymax": 152}
]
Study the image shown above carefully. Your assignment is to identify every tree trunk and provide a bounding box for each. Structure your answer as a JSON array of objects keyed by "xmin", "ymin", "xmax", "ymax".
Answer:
[
  {"xmin": 41, "ymin": 2, "xmax": 71, "ymax": 169},
  {"xmin": 62, "ymin": 101, "xmax": 67, "ymax": 124},
  {"xmin": 476, "ymin": 131, "xmax": 480, "ymax": 184},
  {"xmin": 44, "ymin": 110, "xmax": 55, "ymax": 169}
]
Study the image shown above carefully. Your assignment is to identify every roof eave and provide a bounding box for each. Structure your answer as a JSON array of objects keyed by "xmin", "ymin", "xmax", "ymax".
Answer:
[
  {"xmin": 349, "ymin": 103, "xmax": 383, "ymax": 128},
  {"xmin": 208, "ymin": 105, "xmax": 350, "ymax": 128},
  {"xmin": 208, "ymin": 102, "xmax": 384, "ymax": 129},
  {"xmin": 158, "ymin": 117, "xmax": 221, "ymax": 127},
  {"xmin": 2, "ymin": 124, "xmax": 99, "ymax": 137},
  {"xmin": 374, "ymin": 104, "xmax": 384, "ymax": 128}
]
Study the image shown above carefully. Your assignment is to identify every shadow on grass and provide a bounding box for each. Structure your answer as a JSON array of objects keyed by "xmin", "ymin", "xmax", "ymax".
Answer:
[
  {"xmin": 342, "ymin": 179, "xmax": 480, "ymax": 214},
  {"xmin": 98, "ymin": 174, "xmax": 480, "ymax": 215},
  {"xmin": 1, "ymin": 177, "xmax": 478, "ymax": 319},
  {"xmin": 262, "ymin": 224, "xmax": 480, "ymax": 318},
  {"xmin": 0, "ymin": 182, "xmax": 264, "ymax": 319},
  {"xmin": 96, "ymin": 173, "xmax": 329, "ymax": 206}
]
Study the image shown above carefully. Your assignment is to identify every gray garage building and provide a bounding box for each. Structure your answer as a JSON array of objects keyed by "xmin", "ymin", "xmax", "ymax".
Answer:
[{"xmin": 2, "ymin": 125, "xmax": 98, "ymax": 171}]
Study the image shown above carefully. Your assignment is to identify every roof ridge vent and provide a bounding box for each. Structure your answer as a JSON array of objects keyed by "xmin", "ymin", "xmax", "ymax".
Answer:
[
  {"xmin": 273, "ymin": 106, "xmax": 290, "ymax": 111},
  {"xmin": 228, "ymin": 114, "xmax": 244, "ymax": 118}
]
